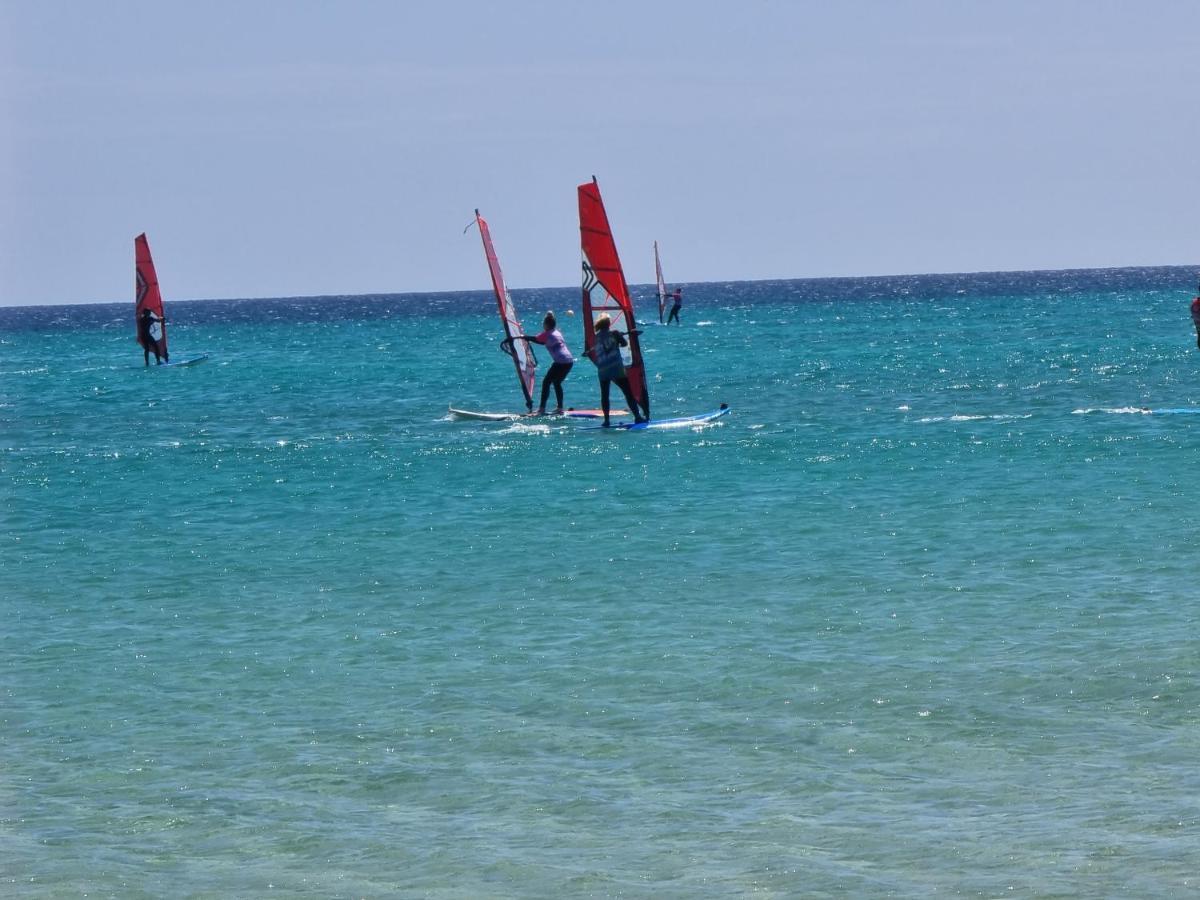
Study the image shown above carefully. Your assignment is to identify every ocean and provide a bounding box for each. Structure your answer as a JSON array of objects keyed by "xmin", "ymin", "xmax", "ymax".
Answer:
[{"xmin": 3, "ymin": 266, "xmax": 1199, "ymax": 897}]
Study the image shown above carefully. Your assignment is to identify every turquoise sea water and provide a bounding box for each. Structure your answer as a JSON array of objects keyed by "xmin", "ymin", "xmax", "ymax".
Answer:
[{"xmin": 3, "ymin": 267, "xmax": 1200, "ymax": 897}]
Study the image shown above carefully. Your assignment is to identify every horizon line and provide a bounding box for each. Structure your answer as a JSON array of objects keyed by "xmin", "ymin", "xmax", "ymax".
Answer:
[{"xmin": 5, "ymin": 262, "xmax": 1197, "ymax": 310}]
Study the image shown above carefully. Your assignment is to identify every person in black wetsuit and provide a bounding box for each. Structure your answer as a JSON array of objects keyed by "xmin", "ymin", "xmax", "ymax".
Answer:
[
  {"xmin": 507, "ymin": 312, "xmax": 575, "ymax": 414},
  {"xmin": 666, "ymin": 287, "xmax": 682, "ymax": 325},
  {"xmin": 138, "ymin": 308, "xmax": 167, "ymax": 365},
  {"xmin": 1190, "ymin": 283, "xmax": 1200, "ymax": 350}
]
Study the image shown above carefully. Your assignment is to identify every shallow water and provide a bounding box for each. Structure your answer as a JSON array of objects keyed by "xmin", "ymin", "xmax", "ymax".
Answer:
[{"xmin": 3, "ymin": 268, "xmax": 1199, "ymax": 896}]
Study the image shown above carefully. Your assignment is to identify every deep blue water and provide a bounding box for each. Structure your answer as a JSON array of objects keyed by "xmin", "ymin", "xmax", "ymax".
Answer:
[{"xmin": 3, "ymin": 266, "xmax": 1200, "ymax": 896}]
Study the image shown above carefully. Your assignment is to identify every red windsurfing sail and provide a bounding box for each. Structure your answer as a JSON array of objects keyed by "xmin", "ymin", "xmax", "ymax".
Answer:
[
  {"xmin": 579, "ymin": 177, "xmax": 649, "ymax": 415},
  {"xmin": 475, "ymin": 209, "xmax": 537, "ymax": 410},
  {"xmin": 654, "ymin": 240, "xmax": 667, "ymax": 324},
  {"xmin": 134, "ymin": 233, "xmax": 168, "ymax": 357}
]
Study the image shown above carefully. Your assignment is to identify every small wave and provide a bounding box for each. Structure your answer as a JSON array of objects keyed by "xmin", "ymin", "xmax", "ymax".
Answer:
[
  {"xmin": 1080, "ymin": 406, "xmax": 1200, "ymax": 416},
  {"xmin": 499, "ymin": 422, "xmax": 552, "ymax": 434},
  {"xmin": 917, "ymin": 413, "xmax": 1033, "ymax": 423}
]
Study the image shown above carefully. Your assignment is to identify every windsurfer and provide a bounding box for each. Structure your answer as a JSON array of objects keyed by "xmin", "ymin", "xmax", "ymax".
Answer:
[
  {"xmin": 1190, "ymin": 284, "xmax": 1200, "ymax": 349},
  {"xmin": 666, "ymin": 288, "xmax": 683, "ymax": 325},
  {"xmin": 138, "ymin": 307, "xmax": 168, "ymax": 365},
  {"xmin": 510, "ymin": 312, "xmax": 575, "ymax": 414},
  {"xmin": 585, "ymin": 314, "xmax": 648, "ymax": 426}
]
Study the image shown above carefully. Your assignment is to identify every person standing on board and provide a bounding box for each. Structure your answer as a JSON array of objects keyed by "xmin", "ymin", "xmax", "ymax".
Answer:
[
  {"xmin": 508, "ymin": 312, "xmax": 575, "ymax": 415},
  {"xmin": 138, "ymin": 307, "xmax": 168, "ymax": 366},
  {"xmin": 585, "ymin": 313, "xmax": 648, "ymax": 427},
  {"xmin": 1190, "ymin": 284, "xmax": 1200, "ymax": 350},
  {"xmin": 666, "ymin": 287, "xmax": 683, "ymax": 325}
]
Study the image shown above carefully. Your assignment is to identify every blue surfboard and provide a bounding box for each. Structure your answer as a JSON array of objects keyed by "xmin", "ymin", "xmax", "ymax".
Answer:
[
  {"xmin": 585, "ymin": 405, "xmax": 730, "ymax": 431},
  {"xmin": 164, "ymin": 354, "xmax": 210, "ymax": 367}
]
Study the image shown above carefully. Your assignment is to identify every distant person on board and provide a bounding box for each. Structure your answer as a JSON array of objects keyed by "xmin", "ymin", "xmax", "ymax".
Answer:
[
  {"xmin": 1190, "ymin": 286, "xmax": 1200, "ymax": 349},
  {"xmin": 584, "ymin": 313, "xmax": 648, "ymax": 427},
  {"xmin": 138, "ymin": 307, "xmax": 168, "ymax": 365},
  {"xmin": 508, "ymin": 312, "xmax": 575, "ymax": 415},
  {"xmin": 666, "ymin": 287, "xmax": 683, "ymax": 325}
]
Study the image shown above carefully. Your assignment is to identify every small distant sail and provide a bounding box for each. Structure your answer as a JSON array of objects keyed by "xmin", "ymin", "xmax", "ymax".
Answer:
[
  {"xmin": 134, "ymin": 233, "xmax": 168, "ymax": 357},
  {"xmin": 654, "ymin": 240, "xmax": 667, "ymax": 324},
  {"xmin": 474, "ymin": 210, "xmax": 537, "ymax": 410},
  {"xmin": 578, "ymin": 177, "xmax": 650, "ymax": 417}
]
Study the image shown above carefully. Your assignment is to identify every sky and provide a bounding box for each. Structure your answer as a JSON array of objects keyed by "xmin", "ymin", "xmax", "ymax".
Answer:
[{"xmin": 2, "ymin": 1, "xmax": 1198, "ymax": 306}]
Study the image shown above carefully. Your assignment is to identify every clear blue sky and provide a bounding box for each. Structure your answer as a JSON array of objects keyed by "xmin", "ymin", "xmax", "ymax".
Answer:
[{"xmin": 2, "ymin": 1, "xmax": 1198, "ymax": 306}]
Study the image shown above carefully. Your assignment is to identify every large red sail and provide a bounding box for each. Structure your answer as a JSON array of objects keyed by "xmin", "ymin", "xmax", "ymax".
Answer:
[
  {"xmin": 475, "ymin": 209, "xmax": 537, "ymax": 409},
  {"xmin": 578, "ymin": 177, "xmax": 649, "ymax": 415},
  {"xmin": 134, "ymin": 233, "xmax": 168, "ymax": 357}
]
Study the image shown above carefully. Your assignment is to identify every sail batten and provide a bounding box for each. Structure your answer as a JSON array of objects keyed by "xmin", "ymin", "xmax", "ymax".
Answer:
[
  {"xmin": 578, "ymin": 177, "xmax": 649, "ymax": 417},
  {"xmin": 474, "ymin": 209, "xmax": 537, "ymax": 409}
]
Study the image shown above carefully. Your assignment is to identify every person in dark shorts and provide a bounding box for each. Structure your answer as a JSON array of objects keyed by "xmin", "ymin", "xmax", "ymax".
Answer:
[{"xmin": 584, "ymin": 313, "xmax": 648, "ymax": 427}]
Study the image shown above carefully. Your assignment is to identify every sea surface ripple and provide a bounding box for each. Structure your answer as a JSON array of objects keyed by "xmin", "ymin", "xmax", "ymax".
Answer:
[{"xmin": 3, "ymin": 267, "xmax": 1199, "ymax": 896}]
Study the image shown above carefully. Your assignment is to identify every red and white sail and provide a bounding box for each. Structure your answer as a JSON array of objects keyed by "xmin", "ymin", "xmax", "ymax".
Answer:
[
  {"xmin": 475, "ymin": 209, "xmax": 537, "ymax": 410},
  {"xmin": 578, "ymin": 177, "xmax": 649, "ymax": 416},
  {"xmin": 134, "ymin": 233, "xmax": 168, "ymax": 357},
  {"xmin": 654, "ymin": 240, "xmax": 667, "ymax": 324}
]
